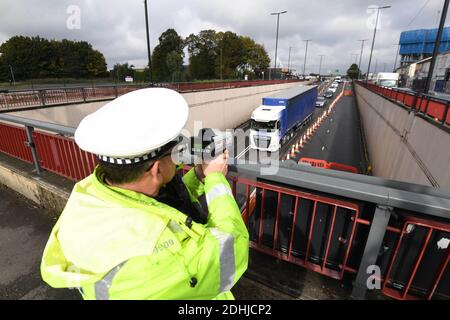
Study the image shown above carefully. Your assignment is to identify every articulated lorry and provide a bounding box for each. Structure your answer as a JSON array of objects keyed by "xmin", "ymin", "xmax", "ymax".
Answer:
[{"xmin": 250, "ymin": 85, "xmax": 317, "ymax": 152}]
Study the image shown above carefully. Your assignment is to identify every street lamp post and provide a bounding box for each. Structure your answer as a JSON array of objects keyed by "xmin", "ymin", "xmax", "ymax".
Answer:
[
  {"xmin": 270, "ymin": 11, "xmax": 287, "ymax": 80},
  {"xmin": 424, "ymin": 0, "xmax": 450, "ymax": 93},
  {"xmin": 318, "ymin": 54, "xmax": 325, "ymax": 77},
  {"xmin": 302, "ymin": 39, "xmax": 311, "ymax": 77},
  {"xmin": 288, "ymin": 46, "xmax": 294, "ymax": 76},
  {"xmin": 358, "ymin": 39, "xmax": 368, "ymax": 79},
  {"xmin": 144, "ymin": 0, "xmax": 153, "ymax": 84},
  {"xmin": 393, "ymin": 43, "xmax": 400, "ymax": 72},
  {"xmin": 350, "ymin": 53, "xmax": 359, "ymax": 65},
  {"xmin": 8, "ymin": 65, "xmax": 15, "ymax": 87},
  {"xmin": 220, "ymin": 48, "xmax": 223, "ymax": 81},
  {"xmin": 366, "ymin": 5, "xmax": 391, "ymax": 82}
]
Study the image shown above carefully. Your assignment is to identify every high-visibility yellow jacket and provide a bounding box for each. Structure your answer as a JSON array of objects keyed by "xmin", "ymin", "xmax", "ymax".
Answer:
[{"xmin": 40, "ymin": 167, "xmax": 249, "ymax": 300}]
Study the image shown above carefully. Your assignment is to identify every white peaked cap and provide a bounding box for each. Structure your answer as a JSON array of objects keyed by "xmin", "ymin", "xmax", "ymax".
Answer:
[{"xmin": 75, "ymin": 88, "xmax": 189, "ymax": 164}]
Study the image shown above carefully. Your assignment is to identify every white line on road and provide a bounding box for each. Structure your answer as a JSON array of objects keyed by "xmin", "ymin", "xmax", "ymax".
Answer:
[{"xmin": 236, "ymin": 145, "xmax": 251, "ymax": 160}]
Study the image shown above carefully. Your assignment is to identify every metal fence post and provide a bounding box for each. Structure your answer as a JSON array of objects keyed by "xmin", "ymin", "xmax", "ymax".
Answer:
[
  {"xmin": 424, "ymin": 96, "xmax": 430, "ymax": 116},
  {"xmin": 24, "ymin": 126, "xmax": 41, "ymax": 175},
  {"xmin": 81, "ymin": 88, "xmax": 86, "ymax": 103},
  {"xmin": 351, "ymin": 205, "xmax": 392, "ymax": 300},
  {"xmin": 38, "ymin": 90, "xmax": 46, "ymax": 106},
  {"xmin": 442, "ymin": 101, "xmax": 449, "ymax": 126},
  {"xmin": 2, "ymin": 93, "xmax": 8, "ymax": 109}
]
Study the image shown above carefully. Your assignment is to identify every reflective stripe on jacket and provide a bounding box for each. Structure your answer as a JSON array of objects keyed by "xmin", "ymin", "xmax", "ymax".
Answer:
[{"xmin": 40, "ymin": 167, "xmax": 249, "ymax": 300}]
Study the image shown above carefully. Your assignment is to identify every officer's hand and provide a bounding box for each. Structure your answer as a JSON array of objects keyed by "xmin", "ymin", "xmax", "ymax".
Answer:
[{"xmin": 202, "ymin": 150, "xmax": 229, "ymax": 178}]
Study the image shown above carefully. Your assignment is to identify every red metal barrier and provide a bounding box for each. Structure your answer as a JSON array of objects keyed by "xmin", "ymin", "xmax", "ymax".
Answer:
[
  {"xmin": 358, "ymin": 81, "xmax": 450, "ymax": 126},
  {"xmin": 300, "ymin": 157, "xmax": 359, "ymax": 174},
  {"xmin": 0, "ymin": 91, "xmax": 41, "ymax": 109},
  {"xmin": 382, "ymin": 217, "xmax": 450, "ymax": 300},
  {"xmin": 33, "ymin": 131, "xmax": 97, "ymax": 181},
  {"xmin": 0, "ymin": 122, "xmax": 33, "ymax": 163},
  {"xmin": 237, "ymin": 176, "xmax": 360, "ymax": 280},
  {"xmin": 327, "ymin": 162, "xmax": 359, "ymax": 174},
  {"xmin": 0, "ymin": 80, "xmax": 304, "ymax": 111},
  {"xmin": 299, "ymin": 157, "xmax": 328, "ymax": 169},
  {"xmin": 427, "ymin": 100, "xmax": 447, "ymax": 122}
]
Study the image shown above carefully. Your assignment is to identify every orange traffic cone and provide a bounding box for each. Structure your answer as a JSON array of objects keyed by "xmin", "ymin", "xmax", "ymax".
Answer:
[{"xmin": 290, "ymin": 145, "xmax": 296, "ymax": 158}]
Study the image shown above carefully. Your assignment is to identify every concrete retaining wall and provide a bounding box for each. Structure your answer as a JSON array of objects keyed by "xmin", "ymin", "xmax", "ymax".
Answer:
[
  {"xmin": 354, "ymin": 83, "xmax": 450, "ymax": 188},
  {"xmin": 10, "ymin": 83, "xmax": 303, "ymax": 135},
  {"xmin": 0, "ymin": 154, "xmax": 72, "ymax": 219}
]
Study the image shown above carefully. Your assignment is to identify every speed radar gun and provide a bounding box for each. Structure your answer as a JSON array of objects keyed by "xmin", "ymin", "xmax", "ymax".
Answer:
[{"xmin": 189, "ymin": 128, "xmax": 233, "ymax": 164}]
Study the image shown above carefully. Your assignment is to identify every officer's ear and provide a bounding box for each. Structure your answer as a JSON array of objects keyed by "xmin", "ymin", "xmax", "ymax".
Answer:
[{"xmin": 147, "ymin": 160, "xmax": 162, "ymax": 179}]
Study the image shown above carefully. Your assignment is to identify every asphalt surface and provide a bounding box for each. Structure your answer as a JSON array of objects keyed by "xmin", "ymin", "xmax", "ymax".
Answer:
[
  {"xmin": 295, "ymin": 91, "xmax": 366, "ymax": 171},
  {"xmin": 0, "ymin": 185, "xmax": 79, "ymax": 300}
]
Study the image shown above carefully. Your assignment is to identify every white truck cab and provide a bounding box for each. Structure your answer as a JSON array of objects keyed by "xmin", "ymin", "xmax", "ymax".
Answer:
[
  {"xmin": 250, "ymin": 105, "xmax": 285, "ymax": 152},
  {"xmin": 375, "ymin": 72, "xmax": 399, "ymax": 88}
]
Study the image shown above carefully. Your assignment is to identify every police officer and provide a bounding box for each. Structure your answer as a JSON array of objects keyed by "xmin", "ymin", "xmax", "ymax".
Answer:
[{"xmin": 40, "ymin": 88, "xmax": 249, "ymax": 300}]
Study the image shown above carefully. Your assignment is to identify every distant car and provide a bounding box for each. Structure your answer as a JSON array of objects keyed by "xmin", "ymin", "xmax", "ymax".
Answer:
[
  {"xmin": 324, "ymin": 91, "xmax": 333, "ymax": 99},
  {"xmin": 329, "ymin": 87, "xmax": 337, "ymax": 93},
  {"xmin": 316, "ymin": 96, "xmax": 326, "ymax": 107},
  {"xmin": 331, "ymin": 82, "xmax": 339, "ymax": 88}
]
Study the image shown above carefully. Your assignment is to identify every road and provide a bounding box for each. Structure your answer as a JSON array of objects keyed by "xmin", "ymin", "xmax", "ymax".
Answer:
[
  {"xmin": 0, "ymin": 185, "xmax": 79, "ymax": 300},
  {"xmin": 234, "ymin": 80, "xmax": 350, "ymax": 165}
]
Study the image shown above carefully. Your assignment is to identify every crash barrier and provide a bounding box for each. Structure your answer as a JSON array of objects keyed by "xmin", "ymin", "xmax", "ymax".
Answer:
[
  {"xmin": 299, "ymin": 157, "xmax": 359, "ymax": 174},
  {"xmin": 0, "ymin": 113, "xmax": 449, "ymax": 300},
  {"xmin": 356, "ymin": 81, "xmax": 450, "ymax": 127},
  {"xmin": 0, "ymin": 80, "xmax": 303, "ymax": 112}
]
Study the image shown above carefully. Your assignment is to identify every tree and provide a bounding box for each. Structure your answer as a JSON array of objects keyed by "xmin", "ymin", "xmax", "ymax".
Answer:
[
  {"xmin": 110, "ymin": 63, "xmax": 134, "ymax": 82},
  {"xmin": 214, "ymin": 31, "xmax": 245, "ymax": 79},
  {"xmin": 0, "ymin": 36, "xmax": 107, "ymax": 81},
  {"xmin": 185, "ymin": 30, "xmax": 219, "ymax": 80},
  {"xmin": 151, "ymin": 29, "xmax": 184, "ymax": 82},
  {"xmin": 347, "ymin": 64, "xmax": 360, "ymax": 80},
  {"xmin": 238, "ymin": 36, "xmax": 270, "ymax": 79}
]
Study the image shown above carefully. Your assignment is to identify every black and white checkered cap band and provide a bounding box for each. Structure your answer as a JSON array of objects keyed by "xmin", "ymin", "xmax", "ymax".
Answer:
[{"xmin": 97, "ymin": 147, "xmax": 163, "ymax": 165}]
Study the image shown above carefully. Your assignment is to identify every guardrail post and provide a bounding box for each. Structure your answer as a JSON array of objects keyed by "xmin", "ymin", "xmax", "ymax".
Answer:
[
  {"xmin": 412, "ymin": 94, "xmax": 418, "ymax": 111},
  {"xmin": 351, "ymin": 205, "xmax": 392, "ymax": 300},
  {"xmin": 24, "ymin": 126, "xmax": 41, "ymax": 175},
  {"xmin": 424, "ymin": 96, "xmax": 430, "ymax": 115},
  {"xmin": 38, "ymin": 90, "xmax": 46, "ymax": 106},
  {"xmin": 81, "ymin": 88, "xmax": 86, "ymax": 103},
  {"xmin": 442, "ymin": 101, "xmax": 449, "ymax": 126},
  {"xmin": 2, "ymin": 93, "xmax": 8, "ymax": 109}
]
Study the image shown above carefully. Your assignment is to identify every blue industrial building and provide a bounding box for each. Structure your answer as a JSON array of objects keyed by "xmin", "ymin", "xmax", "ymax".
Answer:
[{"xmin": 399, "ymin": 27, "xmax": 450, "ymax": 66}]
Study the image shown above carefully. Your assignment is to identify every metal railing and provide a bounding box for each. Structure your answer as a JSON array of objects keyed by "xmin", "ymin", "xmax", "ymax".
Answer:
[
  {"xmin": 0, "ymin": 80, "xmax": 303, "ymax": 112},
  {"xmin": 0, "ymin": 113, "xmax": 449, "ymax": 300},
  {"xmin": 0, "ymin": 84, "xmax": 145, "ymax": 112},
  {"xmin": 356, "ymin": 81, "xmax": 450, "ymax": 128}
]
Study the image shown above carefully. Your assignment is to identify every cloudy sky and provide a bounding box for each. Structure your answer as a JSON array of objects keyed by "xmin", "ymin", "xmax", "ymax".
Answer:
[{"xmin": 1, "ymin": 0, "xmax": 449, "ymax": 75}]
